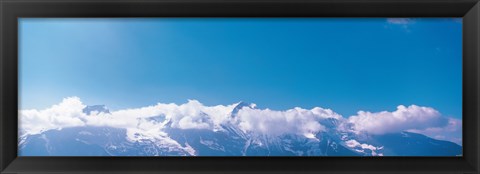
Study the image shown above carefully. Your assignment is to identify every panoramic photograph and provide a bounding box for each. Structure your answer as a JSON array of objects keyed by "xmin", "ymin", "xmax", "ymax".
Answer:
[{"xmin": 18, "ymin": 18, "xmax": 462, "ymax": 156}]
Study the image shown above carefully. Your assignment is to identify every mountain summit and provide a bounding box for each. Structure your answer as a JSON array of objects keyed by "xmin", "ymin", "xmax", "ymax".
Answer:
[
  {"xmin": 82, "ymin": 105, "xmax": 110, "ymax": 115},
  {"xmin": 231, "ymin": 101, "xmax": 256, "ymax": 117}
]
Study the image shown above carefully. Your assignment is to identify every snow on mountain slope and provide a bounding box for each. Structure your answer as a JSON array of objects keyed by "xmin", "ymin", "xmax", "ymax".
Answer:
[{"xmin": 18, "ymin": 98, "xmax": 462, "ymax": 156}]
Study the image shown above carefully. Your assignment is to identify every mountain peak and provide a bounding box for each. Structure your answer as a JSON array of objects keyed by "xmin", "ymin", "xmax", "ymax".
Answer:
[
  {"xmin": 231, "ymin": 101, "xmax": 256, "ymax": 117},
  {"xmin": 83, "ymin": 105, "xmax": 110, "ymax": 115}
]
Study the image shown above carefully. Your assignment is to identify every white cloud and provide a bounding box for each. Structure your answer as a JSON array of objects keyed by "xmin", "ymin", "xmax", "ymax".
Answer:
[
  {"xmin": 19, "ymin": 97, "xmax": 460, "ymax": 145},
  {"xmin": 451, "ymin": 18, "xmax": 462, "ymax": 23},
  {"xmin": 347, "ymin": 105, "xmax": 449, "ymax": 135},
  {"xmin": 387, "ymin": 18, "xmax": 414, "ymax": 25},
  {"xmin": 19, "ymin": 97, "xmax": 239, "ymax": 136},
  {"xmin": 385, "ymin": 18, "xmax": 415, "ymax": 32},
  {"xmin": 235, "ymin": 107, "xmax": 340, "ymax": 136},
  {"xmin": 19, "ymin": 97, "xmax": 87, "ymax": 135},
  {"xmin": 83, "ymin": 99, "xmax": 237, "ymax": 131},
  {"xmin": 345, "ymin": 139, "xmax": 382, "ymax": 156},
  {"xmin": 19, "ymin": 97, "xmax": 342, "ymax": 138},
  {"xmin": 408, "ymin": 118, "xmax": 462, "ymax": 145}
]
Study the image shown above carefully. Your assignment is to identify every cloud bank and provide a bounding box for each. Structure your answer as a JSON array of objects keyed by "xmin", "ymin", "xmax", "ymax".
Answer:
[
  {"xmin": 408, "ymin": 118, "xmax": 462, "ymax": 145},
  {"xmin": 347, "ymin": 105, "xmax": 448, "ymax": 135},
  {"xmin": 235, "ymin": 107, "xmax": 342, "ymax": 137},
  {"xmin": 20, "ymin": 97, "xmax": 86, "ymax": 135},
  {"xmin": 19, "ymin": 97, "xmax": 461, "ymax": 144}
]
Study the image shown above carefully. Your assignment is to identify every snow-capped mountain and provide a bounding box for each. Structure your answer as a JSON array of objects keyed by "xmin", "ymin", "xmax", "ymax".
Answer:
[
  {"xmin": 18, "ymin": 102, "xmax": 462, "ymax": 156},
  {"xmin": 82, "ymin": 105, "xmax": 110, "ymax": 115}
]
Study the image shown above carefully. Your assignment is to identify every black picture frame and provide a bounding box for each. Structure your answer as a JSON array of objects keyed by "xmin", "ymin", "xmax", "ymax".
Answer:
[{"xmin": 1, "ymin": 0, "xmax": 479, "ymax": 173}]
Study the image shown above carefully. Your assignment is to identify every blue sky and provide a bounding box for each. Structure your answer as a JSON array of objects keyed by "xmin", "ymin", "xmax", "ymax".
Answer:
[{"xmin": 19, "ymin": 18, "xmax": 462, "ymax": 118}]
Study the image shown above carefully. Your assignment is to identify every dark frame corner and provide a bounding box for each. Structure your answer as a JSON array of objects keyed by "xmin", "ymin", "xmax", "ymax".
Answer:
[{"xmin": 1, "ymin": 0, "xmax": 480, "ymax": 173}]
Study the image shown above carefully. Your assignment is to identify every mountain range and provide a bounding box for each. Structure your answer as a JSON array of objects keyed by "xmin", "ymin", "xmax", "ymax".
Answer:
[{"xmin": 18, "ymin": 102, "xmax": 462, "ymax": 156}]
